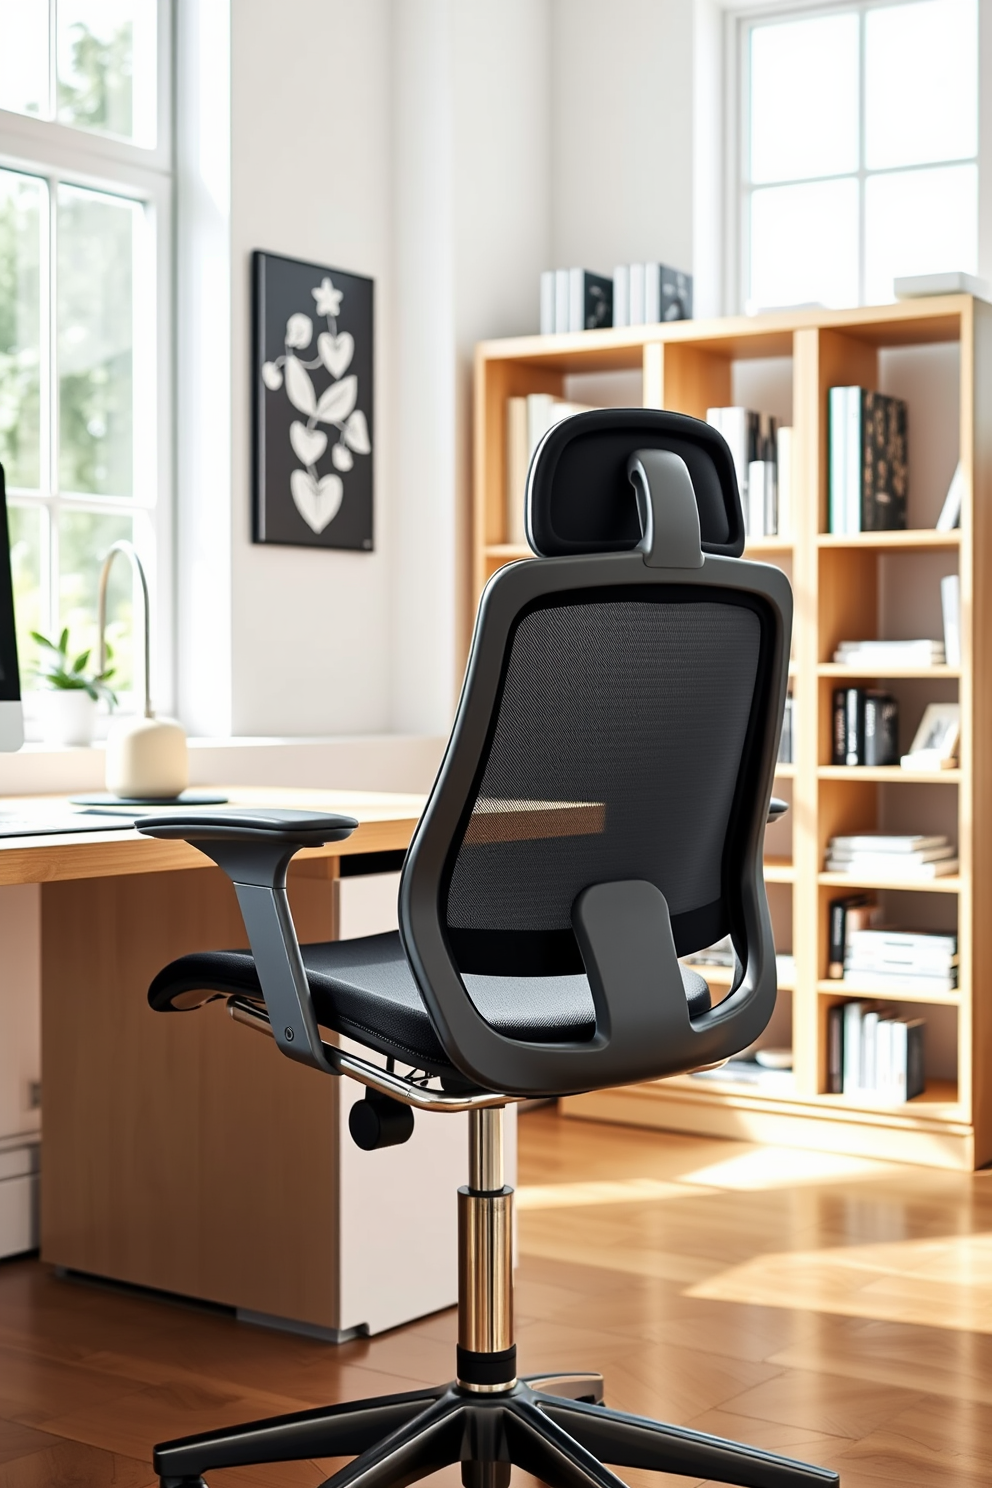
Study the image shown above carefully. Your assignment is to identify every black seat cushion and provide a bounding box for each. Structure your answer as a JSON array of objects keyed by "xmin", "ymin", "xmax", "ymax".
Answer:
[{"xmin": 148, "ymin": 931, "xmax": 712, "ymax": 1077}]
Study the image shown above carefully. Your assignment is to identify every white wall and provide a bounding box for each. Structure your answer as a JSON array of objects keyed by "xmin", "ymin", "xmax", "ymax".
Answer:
[{"xmin": 550, "ymin": 0, "xmax": 695, "ymax": 274}]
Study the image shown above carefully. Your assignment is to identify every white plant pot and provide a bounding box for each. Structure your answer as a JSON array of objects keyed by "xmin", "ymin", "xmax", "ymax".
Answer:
[{"xmin": 37, "ymin": 689, "xmax": 97, "ymax": 747}]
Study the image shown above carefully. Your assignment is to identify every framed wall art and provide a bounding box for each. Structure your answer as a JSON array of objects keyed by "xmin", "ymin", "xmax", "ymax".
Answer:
[{"xmin": 253, "ymin": 250, "xmax": 374, "ymax": 550}]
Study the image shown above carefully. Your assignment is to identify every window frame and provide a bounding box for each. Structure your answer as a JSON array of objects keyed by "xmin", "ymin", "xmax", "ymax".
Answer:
[
  {"xmin": 0, "ymin": 0, "xmax": 174, "ymax": 725},
  {"xmin": 730, "ymin": 0, "xmax": 980, "ymax": 315}
]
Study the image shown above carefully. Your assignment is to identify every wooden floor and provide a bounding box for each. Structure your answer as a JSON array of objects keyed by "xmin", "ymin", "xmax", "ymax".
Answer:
[{"xmin": 4, "ymin": 1107, "xmax": 992, "ymax": 1487}]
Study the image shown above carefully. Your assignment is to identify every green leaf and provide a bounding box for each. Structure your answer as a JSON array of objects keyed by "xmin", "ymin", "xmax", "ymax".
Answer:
[
  {"xmin": 58, "ymin": 627, "xmax": 69, "ymax": 654},
  {"xmin": 72, "ymin": 649, "xmax": 91, "ymax": 674}
]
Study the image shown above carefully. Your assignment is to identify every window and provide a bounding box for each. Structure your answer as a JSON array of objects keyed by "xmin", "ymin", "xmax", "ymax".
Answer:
[
  {"xmin": 740, "ymin": 0, "xmax": 978, "ymax": 312},
  {"xmin": 0, "ymin": 1, "xmax": 171, "ymax": 711}
]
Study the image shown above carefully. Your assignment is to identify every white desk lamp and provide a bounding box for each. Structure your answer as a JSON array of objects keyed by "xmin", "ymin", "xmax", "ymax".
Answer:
[{"xmin": 98, "ymin": 542, "xmax": 188, "ymax": 799}]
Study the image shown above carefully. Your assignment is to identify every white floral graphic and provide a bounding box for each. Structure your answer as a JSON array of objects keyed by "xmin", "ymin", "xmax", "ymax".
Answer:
[{"xmin": 261, "ymin": 277, "xmax": 371, "ymax": 533}]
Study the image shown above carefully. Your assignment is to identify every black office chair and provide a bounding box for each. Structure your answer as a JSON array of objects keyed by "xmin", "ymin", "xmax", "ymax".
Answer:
[{"xmin": 139, "ymin": 410, "xmax": 836, "ymax": 1488}]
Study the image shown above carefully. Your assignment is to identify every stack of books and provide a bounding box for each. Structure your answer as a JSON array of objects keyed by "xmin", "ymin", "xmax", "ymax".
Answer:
[
  {"xmin": 827, "ymin": 893, "xmax": 880, "ymax": 977},
  {"xmin": 831, "ymin": 688, "xmax": 898, "ymax": 766},
  {"xmin": 613, "ymin": 263, "xmax": 692, "ymax": 325},
  {"xmin": 843, "ymin": 929, "xmax": 957, "ymax": 996},
  {"xmin": 828, "ymin": 387, "xmax": 908, "ymax": 533},
  {"xmin": 832, "ymin": 638, "xmax": 945, "ymax": 668},
  {"xmin": 539, "ymin": 269, "xmax": 613, "ymax": 334},
  {"xmin": 505, "ymin": 393, "xmax": 594, "ymax": 544},
  {"xmin": 705, "ymin": 408, "xmax": 793, "ymax": 538},
  {"xmin": 827, "ymin": 1001, "xmax": 925, "ymax": 1102},
  {"xmin": 825, "ymin": 833, "xmax": 958, "ymax": 881}
]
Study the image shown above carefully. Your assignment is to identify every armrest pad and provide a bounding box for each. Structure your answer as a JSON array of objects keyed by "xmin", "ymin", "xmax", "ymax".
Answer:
[{"xmin": 137, "ymin": 807, "xmax": 358, "ymax": 846}]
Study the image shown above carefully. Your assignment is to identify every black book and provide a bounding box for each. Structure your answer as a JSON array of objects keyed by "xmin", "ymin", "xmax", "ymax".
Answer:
[
  {"xmin": 569, "ymin": 270, "xmax": 613, "ymax": 332},
  {"xmin": 829, "ymin": 388, "xmax": 908, "ymax": 533},
  {"xmin": 827, "ymin": 1004, "xmax": 844, "ymax": 1093},
  {"xmin": 845, "ymin": 687, "xmax": 864, "ymax": 766},
  {"xmin": 906, "ymin": 1020, "xmax": 925, "ymax": 1100},
  {"xmin": 832, "ymin": 688, "xmax": 847, "ymax": 765},
  {"xmin": 828, "ymin": 893, "xmax": 871, "ymax": 978},
  {"xmin": 864, "ymin": 691, "xmax": 899, "ymax": 766}
]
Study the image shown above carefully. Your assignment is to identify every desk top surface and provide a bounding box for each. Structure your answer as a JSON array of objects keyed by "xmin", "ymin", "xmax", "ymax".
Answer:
[{"xmin": 0, "ymin": 786, "xmax": 427, "ymax": 886}]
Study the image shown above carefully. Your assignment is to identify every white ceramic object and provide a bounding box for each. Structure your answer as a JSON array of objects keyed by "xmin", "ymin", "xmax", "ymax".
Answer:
[
  {"xmin": 105, "ymin": 714, "xmax": 189, "ymax": 799},
  {"xmin": 37, "ymin": 689, "xmax": 97, "ymax": 747}
]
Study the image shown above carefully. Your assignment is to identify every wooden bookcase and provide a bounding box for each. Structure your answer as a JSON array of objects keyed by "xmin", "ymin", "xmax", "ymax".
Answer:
[{"xmin": 472, "ymin": 296, "xmax": 992, "ymax": 1170}]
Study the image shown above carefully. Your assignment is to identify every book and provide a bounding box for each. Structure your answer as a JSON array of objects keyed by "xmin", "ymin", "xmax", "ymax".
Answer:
[
  {"xmin": 747, "ymin": 459, "xmax": 777, "ymax": 538},
  {"xmin": 833, "ymin": 639, "xmax": 944, "ymax": 666},
  {"xmin": 864, "ymin": 691, "xmax": 899, "ymax": 766},
  {"xmin": 706, "ymin": 408, "xmax": 778, "ymax": 527},
  {"xmin": 827, "ymin": 1004, "xmax": 844, "ymax": 1092},
  {"xmin": 613, "ymin": 264, "xmax": 630, "ymax": 328},
  {"xmin": 505, "ymin": 397, "xmax": 529, "ymax": 546},
  {"xmin": 840, "ymin": 970, "xmax": 957, "ymax": 996},
  {"xmin": 828, "ymin": 387, "xmax": 908, "ymax": 533},
  {"xmin": 941, "ymin": 574, "xmax": 961, "ymax": 667},
  {"xmin": 827, "ymin": 894, "xmax": 877, "ymax": 978},
  {"xmin": 554, "ymin": 269, "xmax": 569, "ymax": 334},
  {"xmin": 778, "ymin": 691, "xmax": 793, "ymax": 764},
  {"xmin": 644, "ymin": 263, "xmax": 693, "ymax": 322},
  {"xmin": 776, "ymin": 426, "xmax": 793, "ymax": 538},
  {"xmin": 629, "ymin": 263, "xmax": 646, "ymax": 326},
  {"xmin": 845, "ymin": 929, "xmax": 957, "ymax": 981},
  {"xmin": 894, "ymin": 270, "xmax": 990, "ymax": 300},
  {"xmin": 568, "ymin": 269, "xmax": 613, "ymax": 332},
  {"xmin": 540, "ymin": 271, "xmax": 555, "ymax": 335},
  {"xmin": 936, "ymin": 461, "xmax": 964, "ymax": 530},
  {"xmin": 829, "ymin": 833, "xmax": 950, "ymax": 853},
  {"xmin": 843, "ymin": 1001, "xmax": 864, "ymax": 1093},
  {"xmin": 825, "ymin": 857, "xmax": 958, "ymax": 880}
]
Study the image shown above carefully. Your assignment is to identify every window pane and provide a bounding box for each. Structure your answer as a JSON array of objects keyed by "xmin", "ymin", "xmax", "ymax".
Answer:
[
  {"xmin": 56, "ymin": 0, "xmax": 157, "ymax": 145},
  {"xmin": 865, "ymin": 163, "xmax": 977, "ymax": 303},
  {"xmin": 749, "ymin": 13, "xmax": 859, "ymax": 184},
  {"xmin": 57, "ymin": 184, "xmax": 136, "ymax": 497},
  {"xmin": 0, "ymin": 170, "xmax": 43, "ymax": 490},
  {"xmin": 0, "ymin": 0, "xmax": 49, "ymax": 117},
  {"xmin": 749, "ymin": 178, "xmax": 859, "ymax": 312},
  {"xmin": 866, "ymin": 0, "xmax": 977, "ymax": 171},
  {"xmin": 59, "ymin": 509, "xmax": 134, "ymax": 692},
  {"xmin": 8, "ymin": 504, "xmax": 43, "ymax": 689}
]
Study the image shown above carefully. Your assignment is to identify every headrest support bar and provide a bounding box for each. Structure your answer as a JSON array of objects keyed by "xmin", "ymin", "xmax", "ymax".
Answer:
[{"xmin": 627, "ymin": 450, "xmax": 704, "ymax": 569}]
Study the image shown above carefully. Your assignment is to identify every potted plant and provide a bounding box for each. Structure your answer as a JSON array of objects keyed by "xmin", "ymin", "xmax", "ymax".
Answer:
[{"xmin": 31, "ymin": 629, "xmax": 117, "ymax": 746}]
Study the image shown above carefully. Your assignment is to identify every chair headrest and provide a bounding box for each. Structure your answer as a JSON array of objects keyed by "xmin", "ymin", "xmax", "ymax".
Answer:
[{"xmin": 526, "ymin": 408, "xmax": 745, "ymax": 559}]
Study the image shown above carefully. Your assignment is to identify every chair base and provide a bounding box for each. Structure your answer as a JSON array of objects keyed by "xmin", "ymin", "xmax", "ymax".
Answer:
[{"xmin": 154, "ymin": 1371, "xmax": 839, "ymax": 1488}]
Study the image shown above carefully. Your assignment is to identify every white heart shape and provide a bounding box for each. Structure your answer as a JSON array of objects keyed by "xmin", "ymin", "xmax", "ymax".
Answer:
[
  {"xmin": 318, "ymin": 331, "xmax": 354, "ymax": 379},
  {"xmin": 289, "ymin": 421, "xmax": 327, "ymax": 466},
  {"xmin": 332, "ymin": 442, "xmax": 354, "ymax": 471},
  {"xmin": 261, "ymin": 360, "xmax": 283, "ymax": 390},
  {"xmin": 290, "ymin": 468, "xmax": 343, "ymax": 534}
]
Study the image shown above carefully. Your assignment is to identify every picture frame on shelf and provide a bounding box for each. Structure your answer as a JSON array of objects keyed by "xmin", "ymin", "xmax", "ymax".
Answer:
[{"xmin": 901, "ymin": 703, "xmax": 961, "ymax": 771}]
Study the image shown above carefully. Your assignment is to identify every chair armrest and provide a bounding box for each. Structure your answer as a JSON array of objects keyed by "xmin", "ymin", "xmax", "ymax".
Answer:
[
  {"xmin": 137, "ymin": 808, "xmax": 358, "ymax": 1075},
  {"xmin": 767, "ymin": 797, "xmax": 788, "ymax": 823}
]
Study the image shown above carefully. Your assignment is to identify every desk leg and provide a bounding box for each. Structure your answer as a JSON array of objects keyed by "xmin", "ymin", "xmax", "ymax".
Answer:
[{"xmin": 40, "ymin": 862, "xmax": 345, "ymax": 1331}]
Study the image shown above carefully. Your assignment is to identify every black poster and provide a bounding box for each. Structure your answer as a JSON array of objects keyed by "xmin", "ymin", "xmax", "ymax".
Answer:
[{"xmin": 253, "ymin": 251, "xmax": 374, "ymax": 549}]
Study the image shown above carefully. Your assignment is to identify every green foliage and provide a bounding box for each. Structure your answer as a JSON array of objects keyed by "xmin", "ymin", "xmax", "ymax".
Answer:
[
  {"xmin": 57, "ymin": 20, "xmax": 133, "ymax": 138},
  {"xmin": 31, "ymin": 627, "xmax": 117, "ymax": 706}
]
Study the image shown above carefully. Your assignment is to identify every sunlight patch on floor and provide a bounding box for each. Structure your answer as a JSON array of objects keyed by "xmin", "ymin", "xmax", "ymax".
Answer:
[
  {"xmin": 688, "ymin": 1232, "xmax": 992, "ymax": 1332},
  {"xmin": 677, "ymin": 1146, "xmax": 888, "ymax": 1191},
  {"xmin": 516, "ymin": 1177, "xmax": 711, "ymax": 1209}
]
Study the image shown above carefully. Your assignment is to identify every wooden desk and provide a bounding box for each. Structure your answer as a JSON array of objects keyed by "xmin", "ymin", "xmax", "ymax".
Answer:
[{"xmin": 14, "ymin": 787, "xmax": 426, "ymax": 1337}]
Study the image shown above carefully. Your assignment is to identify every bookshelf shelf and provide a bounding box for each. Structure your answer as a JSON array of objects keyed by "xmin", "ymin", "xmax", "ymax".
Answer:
[
  {"xmin": 817, "ymin": 765, "xmax": 961, "ymax": 783},
  {"xmin": 816, "ymin": 979, "xmax": 960, "ymax": 1007},
  {"xmin": 817, "ymin": 530, "xmax": 961, "ymax": 551},
  {"xmin": 688, "ymin": 964, "xmax": 797, "ymax": 993},
  {"xmin": 818, "ymin": 871, "xmax": 960, "ymax": 894},
  {"xmin": 473, "ymin": 294, "xmax": 991, "ymax": 1169},
  {"xmin": 817, "ymin": 663, "xmax": 960, "ymax": 679}
]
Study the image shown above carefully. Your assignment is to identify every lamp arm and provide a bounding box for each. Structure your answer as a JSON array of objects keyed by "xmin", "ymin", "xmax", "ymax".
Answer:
[{"xmin": 98, "ymin": 541, "xmax": 152, "ymax": 717}]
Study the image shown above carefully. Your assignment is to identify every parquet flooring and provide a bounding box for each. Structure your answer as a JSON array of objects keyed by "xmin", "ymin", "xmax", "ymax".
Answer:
[{"xmin": 3, "ymin": 1106, "xmax": 992, "ymax": 1486}]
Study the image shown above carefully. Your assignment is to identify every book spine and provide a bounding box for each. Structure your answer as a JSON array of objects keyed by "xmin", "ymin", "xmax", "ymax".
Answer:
[
  {"xmin": 778, "ymin": 692, "xmax": 793, "ymax": 764},
  {"xmin": 777, "ymin": 426, "xmax": 793, "ymax": 538},
  {"xmin": 828, "ymin": 896, "xmax": 849, "ymax": 978},
  {"xmin": 584, "ymin": 274, "xmax": 613, "ymax": 331},
  {"xmin": 629, "ymin": 263, "xmax": 646, "ymax": 326},
  {"xmin": 842, "ymin": 1002, "xmax": 863, "ymax": 1092},
  {"xmin": 941, "ymin": 574, "xmax": 961, "ymax": 667},
  {"xmin": 568, "ymin": 268, "xmax": 583, "ymax": 334},
  {"xmin": 644, "ymin": 262, "xmax": 660, "ymax": 324},
  {"xmin": 613, "ymin": 265, "xmax": 629, "ymax": 328},
  {"xmin": 554, "ymin": 269, "xmax": 569, "ymax": 334},
  {"xmin": 905, "ymin": 1020, "xmax": 925, "ymax": 1099},
  {"xmin": 864, "ymin": 692, "xmax": 898, "ymax": 767},
  {"xmin": 540, "ymin": 271, "xmax": 555, "ymax": 335},
  {"xmin": 827, "ymin": 1005, "xmax": 844, "ymax": 1093},
  {"xmin": 862, "ymin": 1011, "xmax": 879, "ymax": 1095},
  {"xmin": 832, "ymin": 688, "xmax": 847, "ymax": 765},
  {"xmin": 848, "ymin": 387, "xmax": 863, "ymax": 535},
  {"xmin": 505, "ymin": 397, "xmax": 528, "ymax": 546},
  {"xmin": 845, "ymin": 687, "xmax": 863, "ymax": 767},
  {"xmin": 829, "ymin": 388, "xmax": 847, "ymax": 534}
]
